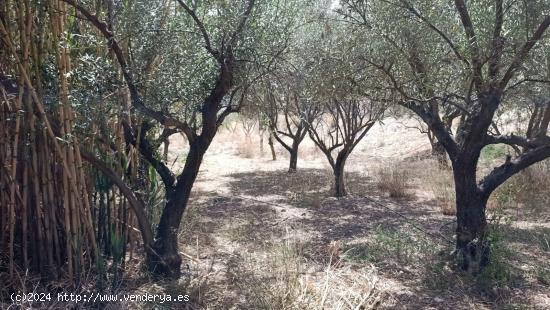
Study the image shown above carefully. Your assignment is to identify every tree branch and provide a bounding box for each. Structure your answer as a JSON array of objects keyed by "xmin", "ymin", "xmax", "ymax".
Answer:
[
  {"xmin": 229, "ymin": 0, "xmax": 256, "ymax": 48},
  {"xmin": 485, "ymin": 133, "xmax": 550, "ymax": 149},
  {"xmin": 402, "ymin": 100, "xmax": 459, "ymax": 159},
  {"xmin": 122, "ymin": 121, "xmax": 176, "ymax": 189},
  {"xmin": 400, "ymin": 0, "xmax": 470, "ymax": 67},
  {"xmin": 479, "ymin": 145, "xmax": 550, "ymax": 195},
  {"xmin": 454, "ymin": 0, "xmax": 484, "ymax": 91},
  {"xmin": 175, "ymin": 0, "xmax": 219, "ymax": 59},
  {"xmin": 488, "ymin": 0, "xmax": 504, "ymax": 79},
  {"xmin": 80, "ymin": 148, "xmax": 154, "ymax": 250},
  {"xmin": 499, "ymin": 15, "xmax": 550, "ymax": 90},
  {"xmin": 63, "ymin": 0, "xmax": 196, "ymax": 140}
]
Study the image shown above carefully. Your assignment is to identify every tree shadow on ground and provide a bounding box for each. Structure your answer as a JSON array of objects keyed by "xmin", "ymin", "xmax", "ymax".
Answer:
[
  {"xmin": 218, "ymin": 168, "xmax": 546, "ymax": 309},
  {"xmin": 227, "ymin": 168, "xmax": 451, "ymax": 246},
  {"xmin": 181, "ymin": 194, "xmax": 285, "ymax": 251},
  {"xmin": 499, "ymin": 224, "xmax": 550, "ymax": 267}
]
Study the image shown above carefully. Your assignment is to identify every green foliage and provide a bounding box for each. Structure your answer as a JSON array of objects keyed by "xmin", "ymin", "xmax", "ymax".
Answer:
[
  {"xmin": 534, "ymin": 266, "xmax": 550, "ymax": 286},
  {"xmin": 538, "ymin": 231, "xmax": 550, "ymax": 252},
  {"xmin": 110, "ymin": 231, "xmax": 126, "ymax": 264},
  {"xmin": 344, "ymin": 225, "xmax": 460, "ymax": 292},
  {"xmin": 492, "ymin": 160, "xmax": 550, "ymax": 209},
  {"xmin": 474, "ymin": 218, "xmax": 521, "ymax": 292},
  {"xmin": 344, "ymin": 224, "xmax": 437, "ymax": 266},
  {"xmin": 480, "ymin": 144, "xmax": 508, "ymax": 162},
  {"xmin": 93, "ymin": 153, "xmax": 117, "ymax": 192},
  {"xmin": 110, "ymin": 231, "xmax": 126, "ymax": 291},
  {"xmin": 144, "ymin": 165, "xmax": 166, "ymax": 228},
  {"xmin": 95, "ymin": 256, "xmax": 108, "ymax": 292},
  {"xmin": 422, "ymin": 257, "xmax": 455, "ymax": 291}
]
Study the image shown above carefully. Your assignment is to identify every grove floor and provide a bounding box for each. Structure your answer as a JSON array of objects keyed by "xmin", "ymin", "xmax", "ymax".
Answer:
[{"xmin": 127, "ymin": 118, "xmax": 550, "ymax": 310}]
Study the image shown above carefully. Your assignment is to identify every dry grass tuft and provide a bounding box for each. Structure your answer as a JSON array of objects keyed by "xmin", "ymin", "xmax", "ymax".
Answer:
[
  {"xmin": 413, "ymin": 158, "xmax": 550, "ymax": 216},
  {"xmin": 304, "ymin": 262, "xmax": 384, "ymax": 309},
  {"xmin": 439, "ymin": 201, "xmax": 456, "ymax": 216},
  {"xmin": 420, "ymin": 162, "xmax": 456, "ymax": 215},
  {"xmin": 492, "ymin": 160, "xmax": 550, "ymax": 212},
  {"xmin": 376, "ymin": 166, "xmax": 412, "ymax": 198},
  {"xmin": 324, "ymin": 241, "xmax": 344, "ymax": 265},
  {"xmin": 237, "ymin": 139, "xmax": 256, "ymax": 158},
  {"xmin": 227, "ymin": 237, "xmax": 306, "ymax": 309},
  {"xmin": 227, "ymin": 232, "xmax": 384, "ymax": 309}
]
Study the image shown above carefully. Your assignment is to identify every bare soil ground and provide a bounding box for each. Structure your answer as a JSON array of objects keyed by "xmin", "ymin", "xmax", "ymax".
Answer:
[{"xmin": 125, "ymin": 118, "xmax": 549, "ymax": 309}]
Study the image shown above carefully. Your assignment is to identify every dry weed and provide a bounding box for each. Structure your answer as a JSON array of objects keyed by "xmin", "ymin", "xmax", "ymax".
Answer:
[
  {"xmin": 376, "ymin": 166, "xmax": 412, "ymax": 198},
  {"xmin": 303, "ymin": 262, "xmax": 383, "ymax": 309},
  {"xmin": 227, "ymin": 237, "xmax": 305, "ymax": 309},
  {"xmin": 492, "ymin": 160, "xmax": 550, "ymax": 211},
  {"xmin": 324, "ymin": 241, "xmax": 344, "ymax": 265},
  {"xmin": 419, "ymin": 161, "xmax": 456, "ymax": 215},
  {"xmin": 237, "ymin": 139, "xmax": 256, "ymax": 158},
  {"xmin": 228, "ymin": 230, "xmax": 384, "ymax": 309}
]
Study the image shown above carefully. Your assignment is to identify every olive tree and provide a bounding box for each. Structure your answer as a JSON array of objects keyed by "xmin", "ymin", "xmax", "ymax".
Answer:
[
  {"xmin": 254, "ymin": 71, "xmax": 319, "ymax": 172},
  {"xmin": 246, "ymin": 0, "xmax": 325, "ymax": 172},
  {"xmin": 304, "ymin": 15, "xmax": 387, "ymax": 197},
  {"xmin": 341, "ymin": 0, "xmax": 550, "ymax": 272},
  {"xmin": 65, "ymin": 0, "xmax": 300, "ymax": 277},
  {"xmin": 309, "ymin": 97, "xmax": 384, "ymax": 197}
]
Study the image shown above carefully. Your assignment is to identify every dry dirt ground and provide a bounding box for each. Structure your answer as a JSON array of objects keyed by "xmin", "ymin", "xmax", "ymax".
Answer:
[{"xmin": 125, "ymin": 118, "xmax": 549, "ymax": 310}]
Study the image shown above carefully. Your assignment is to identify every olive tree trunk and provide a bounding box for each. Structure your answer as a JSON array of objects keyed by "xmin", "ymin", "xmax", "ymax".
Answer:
[
  {"xmin": 146, "ymin": 142, "xmax": 205, "ymax": 276},
  {"xmin": 268, "ymin": 133, "xmax": 277, "ymax": 161},
  {"xmin": 452, "ymin": 159, "xmax": 490, "ymax": 274},
  {"xmin": 288, "ymin": 141, "xmax": 299, "ymax": 172},
  {"xmin": 332, "ymin": 151, "xmax": 349, "ymax": 197}
]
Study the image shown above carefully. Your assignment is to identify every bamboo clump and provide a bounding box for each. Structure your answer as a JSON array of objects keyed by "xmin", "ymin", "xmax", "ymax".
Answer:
[
  {"xmin": 0, "ymin": 0, "xmax": 97, "ymax": 287},
  {"xmin": 1, "ymin": 0, "xmax": 155, "ymax": 293}
]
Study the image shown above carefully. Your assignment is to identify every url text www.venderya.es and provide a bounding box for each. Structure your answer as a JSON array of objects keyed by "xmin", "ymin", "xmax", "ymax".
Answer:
[{"xmin": 10, "ymin": 292, "xmax": 190, "ymax": 305}]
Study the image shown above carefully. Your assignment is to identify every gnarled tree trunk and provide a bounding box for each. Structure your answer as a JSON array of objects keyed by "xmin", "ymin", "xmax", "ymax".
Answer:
[
  {"xmin": 332, "ymin": 152, "xmax": 349, "ymax": 197},
  {"xmin": 147, "ymin": 140, "xmax": 207, "ymax": 277},
  {"xmin": 146, "ymin": 65, "xmax": 227, "ymax": 277},
  {"xmin": 452, "ymin": 159, "xmax": 490, "ymax": 274},
  {"xmin": 432, "ymin": 140, "xmax": 448, "ymax": 168},
  {"xmin": 289, "ymin": 141, "xmax": 299, "ymax": 172},
  {"xmin": 268, "ymin": 133, "xmax": 277, "ymax": 161},
  {"xmin": 272, "ymin": 124, "xmax": 307, "ymax": 173}
]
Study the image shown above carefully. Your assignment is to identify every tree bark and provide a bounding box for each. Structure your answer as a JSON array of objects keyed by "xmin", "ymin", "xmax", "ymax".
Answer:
[
  {"xmin": 333, "ymin": 153, "xmax": 348, "ymax": 197},
  {"xmin": 163, "ymin": 138, "xmax": 170, "ymax": 161},
  {"xmin": 289, "ymin": 142, "xmax": 299, "ymax": 172},
  {"xmin": 268, "ymin": 133, "xmax": 276, "ymax": 161},
  {"xmin": 272, "ymin": 126, "xmax": 306, "ymax": 172},
  {"xmin": 147, "ymin": 80, "xmax": 221, "ymax": 277},
  {"xmin": 452, "ymin": 160, "xmax": 490, "ymax": 274},
  {"xmin": 432, "ymin": 141, "xmax": 449, "ymax": 168},
  {"xmin": 146, "ymin": 141, "xmax": 205, "ymax": 277}
]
